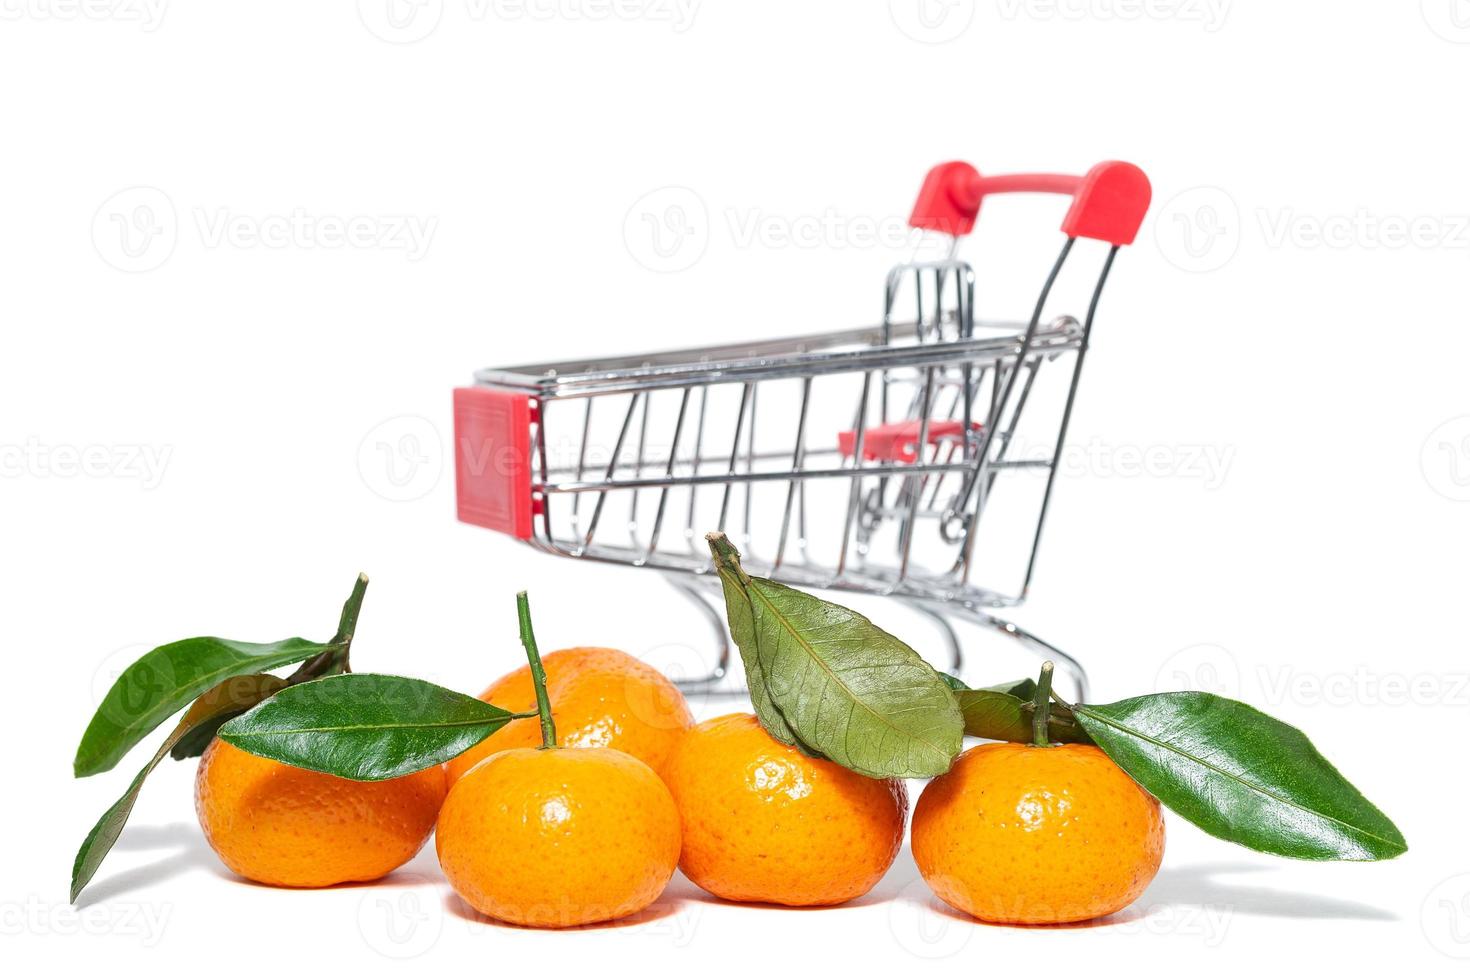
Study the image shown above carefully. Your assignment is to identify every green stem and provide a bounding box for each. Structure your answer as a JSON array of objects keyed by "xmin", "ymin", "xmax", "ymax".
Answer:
[
  {"xmin": 287, "ymin": 573, "xmax": 369, "ymax": 684},
  {"xmin": 1032, "ymin": 660, "xmax": 1055, "ymax": 747},
  {"xmin": 516, "ymin": 591, "xmax": 557, "ymax": 750},
  {"xmin": 335, "ymin": 573, "xmax": 370, "ymax": 643},
  {"xmin": 330, "ymin": 573, "xmax": 369, "ymax": 673}
]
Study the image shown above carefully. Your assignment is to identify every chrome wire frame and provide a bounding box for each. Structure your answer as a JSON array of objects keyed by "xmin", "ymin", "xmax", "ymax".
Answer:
[{"xmin": 472, "ymin": 242, "xmax": 1119, "ymax": 701}]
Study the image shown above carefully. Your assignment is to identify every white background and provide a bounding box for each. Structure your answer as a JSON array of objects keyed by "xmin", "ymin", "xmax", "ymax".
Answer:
[{"xmin": 4, "ymin": 1, "xmax": 1469, "ymax": 974}]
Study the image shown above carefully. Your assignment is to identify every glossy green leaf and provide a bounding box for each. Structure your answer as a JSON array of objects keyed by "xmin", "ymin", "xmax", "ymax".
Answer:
[
  {"xmin": 73, "ymin": 575, "xmax": 368, "ymax": 778},
  {"xmin": 218, "ymin": 673, "xmax": 529, "ymax": 781},
  {"xmin": 74, "ymin": 636, "xmax": 338, "ymax": 778},
  {"xmin": 707, "ymin": 534, "xmax": 962, "ymax": 779},
  {"xmin": 71, "ymin": 673, "xmax": 285, "ymax": 903},
  {"xmin": 1072, "ymin": 693, "xmax": 1407, "ymax": 861}
]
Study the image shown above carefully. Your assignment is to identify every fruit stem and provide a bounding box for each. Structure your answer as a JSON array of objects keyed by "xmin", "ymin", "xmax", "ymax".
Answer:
[
  {"xmin": 516, "ymin": 591, "xmax": 557, "ymax": 750},
  {"xmin": 335, "ymin": 573, "xmax": 369, "ymax": 644},
  {"xmin": 706, "ymin": 531, "xmax": 751, "ymax": 586},
  {"xmin": 1032, "ymin": 660, "xmax": 1055, "ymax": 748},
  {"xmin": 289, "ymin": 573, "xmax": 368, "ymax": 683}
]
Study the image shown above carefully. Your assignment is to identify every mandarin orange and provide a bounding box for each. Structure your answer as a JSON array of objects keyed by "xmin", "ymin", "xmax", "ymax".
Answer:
[
  {"xmin": 662, "ymin": 712, "xmax": 907, "ymax": 907},
  {"xmin": 435, "ymin": 745, "xmax": 681, "ymax": 927},
  {"xmin": 444, "ymin": 647, "xmax": 692, "ymax": 784},
  {"xmin": 911, "ymin": 742, "xmax": 1165, "ymax": 924},
  {"xmin": 195, "ymin": 739, "xmax": 446, "ymax": 888}
]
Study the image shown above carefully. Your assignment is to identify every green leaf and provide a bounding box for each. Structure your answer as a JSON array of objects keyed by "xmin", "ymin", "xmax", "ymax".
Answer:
[
  {"xmin": 980, "ymin": 677, "xmax": 1037, "ymax": 699},
  {"xmin": 74, "ymin": 575, "xmax": 368, "ymax": 777},
  {"xmin": 71, "ymin": 673, "xmax": 285, "ymax": 903},
  {"xmin": 944, "ymin": 676, "xmax": 1092, "ymax": 744},
  {"xmin": 938, "ymin": 672, "xmax": 968, "ymax": 691},
  {"xmin": 1071, "ymin": 692, "xmax": 1407, "ymax": 861},
  {"xmin": 711, "ymin": 547, "xmax": 804, "ymax": 748},
  {"xmin": 169, "ymin": 675, "xmax": 288, "ymax": 761},
  {"xmin": 218, "ymin": 673, "xmax": 527, "ymax": 781},
  {"xmin": 955, "ymin": 689, "xmax": 1031, "ymax": 741},
  {"xmin": 954, "ymin": 688, "xmax": 1092, "ymax": 745},
  {"xmin": 74, "ymin": 636, "xmax": 339, "ymax": 778},
  {"xmin": 707, "ymin": 533, "xmax": 963, "ymax": 779}
]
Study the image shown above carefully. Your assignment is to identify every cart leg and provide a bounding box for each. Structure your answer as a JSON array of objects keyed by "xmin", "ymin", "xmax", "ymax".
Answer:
[
  {"xmin": 916, "ymin": 599, "xmax": 1090, "ymax": 703},
  {"xmin": 908, "ymin": 601, "xmax": 964, "ymax": 675},
  {"xmin": 658, "ymin": 573, "xmax": 1089, "ymax": 705},
  {"xmin": 661, "ymin": 572, "xmax": 736, "ymax": 694}
]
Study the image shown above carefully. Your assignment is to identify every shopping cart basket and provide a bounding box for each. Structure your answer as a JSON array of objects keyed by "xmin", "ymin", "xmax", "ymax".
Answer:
[{"xmin": 453, "ymin": 160, "xmax": 1151, "ymax": 701}]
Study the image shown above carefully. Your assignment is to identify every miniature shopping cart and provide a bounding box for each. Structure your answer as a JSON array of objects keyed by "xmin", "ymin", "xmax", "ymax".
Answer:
[{"xmin": 452, "ymin": 160, "xmax": 1151, "ymax": 701}]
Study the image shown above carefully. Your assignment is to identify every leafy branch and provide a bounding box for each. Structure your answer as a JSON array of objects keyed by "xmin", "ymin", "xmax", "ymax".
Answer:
[
  {"xmin": 71, "ymin": 575, "xmax": 370, "ymax": 903},
  {"xmin": 704, "ymin": 532, "xmax": 1405, "ymax": 863}
]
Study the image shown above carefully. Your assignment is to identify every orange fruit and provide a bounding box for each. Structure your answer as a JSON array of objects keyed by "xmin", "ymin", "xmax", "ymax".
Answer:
[
  {"xmin": 444, "ymin": 647, "xmax": 692, "ymax": 785},
  {"xmin": 435, "ymin": 746, "xmax": 681, "ymax": 927},
  {"xmin": 662, "ymin": 712, "xmax": 907, "ymax": 907},
  {"xmin": 194, "ymin": 739, "xmax": 446, "ymax": 888},
  {"xmin": 911, "ymin": 742, "xmax": 1165, "ymax": 924}
]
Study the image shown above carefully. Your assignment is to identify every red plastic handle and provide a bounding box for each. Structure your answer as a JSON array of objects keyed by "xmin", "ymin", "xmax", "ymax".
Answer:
[{"xmin": 908, "ymin": 160, "xmax": 1151, "ymax": 246}]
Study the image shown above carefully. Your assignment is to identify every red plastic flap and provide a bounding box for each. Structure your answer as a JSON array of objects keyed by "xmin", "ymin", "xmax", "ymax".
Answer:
[
  {"xmin": 838, "ymin": 419, "xmax": 981, "ymax": 464},
  {"xmin": 454, "ymin": 387, "xmax": 534, "ymax": 539}
]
